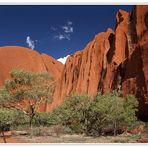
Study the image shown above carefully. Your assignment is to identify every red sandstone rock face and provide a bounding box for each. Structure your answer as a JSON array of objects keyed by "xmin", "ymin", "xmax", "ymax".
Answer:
[
  {"xmin": 0, "ymin": 6, "xmax": 147, "ymax": 120},
  {"xmin": 0, "ymin": 46, "xmax": 46, "ymax": 86},
  {"xmin": 0, "ymin": 46, "xmax": 63, "ymax": 112},
  {"xmin": 49, "ymin": 50, "xmax": 83, "ymax": 110},
  {"xmin": 41, "ymin": 53, "xmax": 63, "ymax": 81},
  {"xmin": 102, "ymin": 9, "xmax": 130, "ymax": 93},
  {"xmin": 122, "ymin": 6, "xmax": 148, "ymax": 121},
  {"xmin": 50, "ymin": 6, "xmax": 148, "ymax": 121},
  {"xmin": 50, "ymin": 28, "xmax": 115, "ymax": 110},
  {"xmin": 113, "ymin": 9, "xmax": 130, "ymax": 65},
  {"xmin": 51, "ymin": 10, "xmax": 131, "ymax": 109},
  {"xmin": 0, "ymin": 46, "xmax": 63, "ymax": 85}
]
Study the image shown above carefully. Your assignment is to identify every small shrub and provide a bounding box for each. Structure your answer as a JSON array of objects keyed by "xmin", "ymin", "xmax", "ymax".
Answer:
[
  {"xmin": 128, "ymin": 121, "xmax": 145, "ymax": 135},
  {"xmin": 52, "ymin": 124, "xmax": 65, "ymax": 137},
  {"xmin": 28, "ymin": 126, "xmax": 50, "ymax": 136},
  {"xmin": 63, "ymin": 126, "xmax": 72, "ymax": 134},
  {"xmin": 128, "ymin": 120, "xmax": 145, "ymax": 130}
]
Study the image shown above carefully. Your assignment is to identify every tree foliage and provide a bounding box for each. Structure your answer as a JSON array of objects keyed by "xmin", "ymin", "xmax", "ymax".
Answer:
[
  {"xmin": 0, "ymin": 69, "xmax": 54, "ymax": 129},
  {"xmin": 0, "ymin": 108, "xmax": 18, "ymax": 130},
  {"xmin": 0, "ymin": 69, "xmax": 139, "ymax": 138},
  {"xmin": 50, "ymin": 91, "xmax": 138, "ymax": 136},
  {"xmin": 33, "ymin": 112, "xmax": 51, "ymax": 126},
  {"xmin": 85, "ymin": 91, "xmax": 138, "ymax": 136},
  {"xmin": 0, "ymin": 108, "xmax": 19, "ymax": 143},
  {"xmin": 49, "ymin": 93, "xmax": 91, "ymax": 133}
]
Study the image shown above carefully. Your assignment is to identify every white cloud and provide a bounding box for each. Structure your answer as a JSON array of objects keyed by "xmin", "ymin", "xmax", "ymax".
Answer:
[
  {"xmin": 51, "ymin": 20, "xmax": 74, "ymax": 41},
  {"xmin": 54, "ymin": 34, "xmax": 65, "ymax": 40},
  {"xmin": 26, "ymin": 36, "xmax": 35, "ymax": 50},
  {"xmin": 57, "ymin": 55, "xmax": 70, "ymax": 64},
  {"xmin": 62, "ymin": 25, "xmax": 73, "ymax": 33}
]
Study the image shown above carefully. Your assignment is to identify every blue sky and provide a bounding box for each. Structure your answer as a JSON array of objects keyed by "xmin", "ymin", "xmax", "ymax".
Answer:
[{"xmin": 0, "ymin": 5, "xmax": 133, "ymax": 61}]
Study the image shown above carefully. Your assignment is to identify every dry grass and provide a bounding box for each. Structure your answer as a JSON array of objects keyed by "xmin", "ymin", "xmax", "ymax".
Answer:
[
  {"xmin": 1, "ymin": 122, "xmax": 147, "ymax": 143},
  {"xmin": 4, "ymin": 133, "xmax": 142, "ymax": 143}
]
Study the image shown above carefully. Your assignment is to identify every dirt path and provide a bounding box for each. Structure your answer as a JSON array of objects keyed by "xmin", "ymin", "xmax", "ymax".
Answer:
[
  {"xmin": 0, "ymin": 133, "xmax": 143, "ymax": 143},
  {"xmin": 0, "ymin": 136, "xmax": 26, "ymax": 143}
]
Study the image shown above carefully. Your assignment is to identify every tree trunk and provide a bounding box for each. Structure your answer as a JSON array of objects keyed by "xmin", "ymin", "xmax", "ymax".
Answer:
[
  {"xmin": 113, "ymin": 122, "xmax": 117, "ymax": 136},
  {"xmin": 29, "ymin": 118, "xmax": 33, "ymax": 130},
  {"xmin": 28, "ymin": 105, "xmax": 35, "ymax": 131},
  {"xmin": 1, "ymin": 131, "xmax": 7, "ymax": 143}
]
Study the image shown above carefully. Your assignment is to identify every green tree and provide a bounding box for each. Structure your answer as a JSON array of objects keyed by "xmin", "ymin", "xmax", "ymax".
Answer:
[
  {"xmin": 0, "ymin": 69, "xmax": 54, "ymax": 129},
  {"xmin": 104, "ymin": 91, "xmax": 138, "ymax": 136},
  {"xmin": 49, "ymin": 93, "xmax": 91, "ymax": 133},
  {"xmin": 82, "ymin": 92, "xmax": 109, "ymax": 136},
  {"xmin": 84, "ymin": 91, "xmax": 138, "ymax": 136}
]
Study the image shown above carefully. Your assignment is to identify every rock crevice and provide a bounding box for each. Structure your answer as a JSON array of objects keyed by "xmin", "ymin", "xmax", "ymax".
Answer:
[{"xmin": 50, "ymin": 6, "xmax": 148, "ymax": 121}]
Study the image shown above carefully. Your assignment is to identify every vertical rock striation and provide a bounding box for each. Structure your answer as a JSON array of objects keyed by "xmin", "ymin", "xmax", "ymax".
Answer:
[
  {"xmin": 51, "ymin": 6, "xmax": 148, "ymax": 120},
  {"xmin": 121, "ymin": 6, "xmax": 148, "ymax": 121},
  {"xmin": 0, "ymin": 6, "xmax": 147, "ymax": 120}
]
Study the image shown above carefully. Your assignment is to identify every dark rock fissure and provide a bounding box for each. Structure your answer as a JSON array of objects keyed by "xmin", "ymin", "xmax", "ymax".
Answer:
[
  {"xmin": 111, "ymin": 63, "xmax": 124, "ymax": 91},
  {"xmin": 107, "ymin": 33, "xmax": 115, "ymax": 64},
  {"xmin": 50, "ymin": 6, "xmax": 148, "ymax": 121},
  {"xmin": 98, "ymin": 68, "xmax": 107, "ymax": 92}
]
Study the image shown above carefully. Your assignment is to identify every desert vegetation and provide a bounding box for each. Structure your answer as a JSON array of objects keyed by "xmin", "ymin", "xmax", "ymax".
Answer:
[
  {"xmin": 0, "ymin": 69, "xmax": 146, "ymax": 143},
  {"xmin": 0, "ymin": 69, "xmax": 54, "ymax": 142},
  {"xmin": 49, "ymin": 91, "xmax": 138, "ymax": 136}
]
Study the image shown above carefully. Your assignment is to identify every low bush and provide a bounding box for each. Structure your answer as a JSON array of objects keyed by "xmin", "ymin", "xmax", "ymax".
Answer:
[
  {"xmin": 28, "ymin": 126, "xmax": 50, "ymax": 136},
  {"xmin": 50, "ymin": 91, "xmax": 138, "ymax": 136},
  {"xmin": 52, "ymin": 124, "xmax": 65, "ymax": 137},
  {"xmin": 0, "ymin": 108, "xmax": 19, "ymax": 131},
  {"xmin": 128, "ymin": 120, "xmax": 145, "ymax": 130}
]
